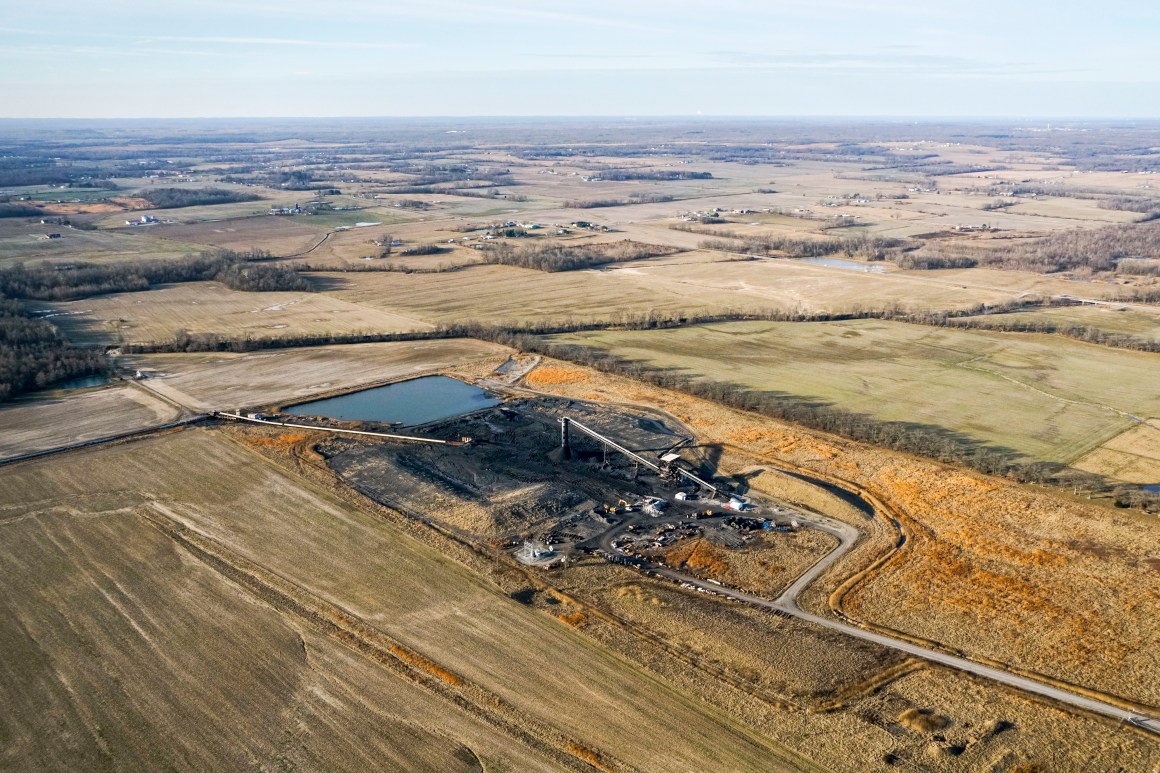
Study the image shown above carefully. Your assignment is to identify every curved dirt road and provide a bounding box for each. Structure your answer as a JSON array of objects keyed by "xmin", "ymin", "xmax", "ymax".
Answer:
[{"xmin": 600, "ymin": 507, "xmax": 1160, "ymax": 736}]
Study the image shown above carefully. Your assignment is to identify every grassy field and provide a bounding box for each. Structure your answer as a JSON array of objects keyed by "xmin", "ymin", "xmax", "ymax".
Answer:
[
  {"xmin": 0, "ymin": 222, "xmax": 205, "ymax": 266},
  {"xmin": 962, "ymin": 303, "xmax": 1160, "ymax": 342},
  {"xmin": 38, "ymin": 281, "xmax": 432, "ymax": 347},
  {"xmin": 548, "ymin": 319, "xmax": 1160, "ymax": 467},
  {"xmin": 126, "ymin": 339, "xmax": 510, "ymax": 412},
  {"xmin": 0, "ymin": 430, "xmax": 814, "ymax": 771},
  {"xmin": 319, "ymin": 255, "xmax": 1129, "ymax": 328},
  {"xmin": 1074, "ymin": 419, "xmax": 1160, "ymax": 484}
]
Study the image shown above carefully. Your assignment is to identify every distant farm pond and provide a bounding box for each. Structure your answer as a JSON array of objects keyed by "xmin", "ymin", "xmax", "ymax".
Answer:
[
  {"xmin": 798, "ymin": 257, "xmax": 886, "ymax": 272},
  {"xmin": 285, "ymin": 376, "xmax": 498, "ymax": 426}
]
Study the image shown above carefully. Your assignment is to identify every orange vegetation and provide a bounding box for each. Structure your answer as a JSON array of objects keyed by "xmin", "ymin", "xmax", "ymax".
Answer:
[
  {"xmin": 524, "ymin": 365, "xmax": 591, "ymax": 386},
  {"xmin": 245, "ymin": 432, "xmax": 310, "ymax": 449},
  {"xmin": 388, "ymin": 644, "xmax": 462, "ymax": 686},
  {"xmin": 37, "ymin": 201, "xmax": 132, "ymax": 216},
  {"xmin": 516, "ymin": 356, "xmax": 1160, "ymax": 703},
  {"xmin": 897, "ymin": 707, "xmax": 949, "ymax": 733},
  {"xmin": 556, "ymin": 610, "xmax": 589, "ymax": 628},
  {"xmin": 664, "ymin": 539, "xmax": 731, "ymax": 581},
  {"xmin": 566, "ymin": 741, "xmax": 611, "ymax": 772}
]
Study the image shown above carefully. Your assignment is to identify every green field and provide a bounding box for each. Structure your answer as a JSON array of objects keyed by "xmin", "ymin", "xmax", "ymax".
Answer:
[
  {"xmin": 962, "ymin": 304, "xmax": 1160, "ymax": 343},
  {"xmin": 549, "ymin": 319, "xmax": 1160, "ymax": 465}
]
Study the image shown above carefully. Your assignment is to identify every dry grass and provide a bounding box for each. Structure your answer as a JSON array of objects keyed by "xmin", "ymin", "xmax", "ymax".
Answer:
[
  {"xmin": 388, "ymin": 644, "xmax": 463, "ymax": 686},
  {"xmin": 38, "ymin": 281, "xmax": 430, "ymax": 347},
  {"xmin": 962, "ymin": 304, "xmax": 1160, "ymax": 343},
  {"xmin": 320, "ymin": 258, "xmax": 1131, "ymax": 328},
  {"xmin": 246, "ymin": 431, "xmax": 311, "ymax": 449},
  {"xmin": 661, "ymin": 530, "xmax": 837, "ymax": 597},
  {"xmin": 898, "ymin": 707, "xmax": 951, "ymax": 733},
  {"xmin": 154, "ymin": 217, "xmax": 326, "ymax": 256},
  {"xmin": 1073, "ymin": 419, "xmax": 1160, "ymax": 484},
  {"xmin": 518, "ymin": 358, "xmax": 1160, "ymax": 707},
  {"xmin": 550, "ymin": 319, "xmax": 1160, "ymax": 467},
  {"xmin": 0, "ymin": 223, "xmax": 203, "ymax": 267},
  {"xmin": 525, "ymin": 365, "xmax": 593, "ymax": 386}
]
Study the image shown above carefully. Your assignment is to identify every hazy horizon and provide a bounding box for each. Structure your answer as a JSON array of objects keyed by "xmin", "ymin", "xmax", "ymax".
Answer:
[{"xmin": 3, "ymin": 0, "xmax": 1158, "ymax": 119}]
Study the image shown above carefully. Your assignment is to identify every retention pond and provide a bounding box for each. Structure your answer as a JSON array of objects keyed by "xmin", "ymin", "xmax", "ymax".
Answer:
[{"xmin": 285, "ymin": 376, "xmax": 499, "ymax": 426}]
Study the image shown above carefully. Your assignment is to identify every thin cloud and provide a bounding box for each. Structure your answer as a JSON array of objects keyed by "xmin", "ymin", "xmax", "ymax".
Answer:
[{"xmin": 143, "ymin": 35, "xmax": 412, "ymax": 50}]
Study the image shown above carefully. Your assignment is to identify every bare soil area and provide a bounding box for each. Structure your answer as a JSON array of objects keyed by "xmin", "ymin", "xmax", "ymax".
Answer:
[{"xmin": 0, "ymin": 383, "xmax": 180, "ymax": 459}]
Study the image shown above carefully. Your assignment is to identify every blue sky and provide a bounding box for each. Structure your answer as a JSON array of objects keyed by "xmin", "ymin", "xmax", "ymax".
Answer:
[{"xmin": 1, "ymin": 0, "xmax": 1157, "ymax": 118}]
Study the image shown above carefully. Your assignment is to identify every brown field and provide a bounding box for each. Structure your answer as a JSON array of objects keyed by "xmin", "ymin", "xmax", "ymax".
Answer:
[
  {"xmin": 38, "ymin": 281, "xmax": 432, "ymax": 347},
  {"xmin": 0, "ymin": 221, "xmax": 204, "ymax": 266},
  {"xmin": 2, "ymin": 424, "xmax": 1154, "ymax": 772},
  {"xmin": 319, "ymin": 256, "xmax": 1131, "ymax": 328},
  {"xmin": 0, "ymin": 430, "xmax": 817, "ymax": 772},
  {"xmin": 548, "ymin": 562, "xmax": 1158, "ymax": 771},
  {"xmin": 659, "ymin": 530, "xmax": 838, "ymax": 597},
  {"xmin": 515, "ymin": 359, "xmax": 1160, "ymax": 708},
  {"xmin": 152, "ymin": 216, "xmax": 328, "ymax": 255},
  {"xmin": 0, "ymin": 383, "xmax": 181, "ymax": 459},
  {"xmin": 1074, "ymin": 419, "xmax": 1160, "ymax": 484},
  {"xmin": 125, "ymin": 339, "xmax": 510, "ymax": 412}
]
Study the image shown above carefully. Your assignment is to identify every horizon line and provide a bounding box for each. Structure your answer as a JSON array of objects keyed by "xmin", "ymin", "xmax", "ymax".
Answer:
[{"xmin": 2, "ymin": 114, "xmax": 1159, "ymax": 123}]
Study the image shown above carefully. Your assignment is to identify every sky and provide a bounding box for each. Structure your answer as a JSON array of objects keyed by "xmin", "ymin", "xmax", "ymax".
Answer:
[{"xmin": 1, "ymin": 0, "xmax": 1158, "ymax": 118}]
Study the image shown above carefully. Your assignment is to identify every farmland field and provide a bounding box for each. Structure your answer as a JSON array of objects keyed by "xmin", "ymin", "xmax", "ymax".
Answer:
[
  {"xmin": 0, "ymin": 222, "xmax": 205, "ymax": 266},
  {"xmin": 125, "ymin": 339, "xmax": 510, "ymax": 411},
  {"xmin": 320, "ymin": 256, "xmax": 1129, "ymax": 327},
  {"xmin": 3, "ymin": 119, "xmax": 1160, "ymax": 771},
  {"xmin": 0, "ymin": 384, "xmax": 181, "ymax": 459},
  {"xmin": 1074, "ymin": 419, "xmax": 1160, "ymax": 484},
  {"xmin": 0, "ymin": 430, "xmax": 815, "ymax": 772},
  {"xmin": 150, "ymin": 216, "xmax": 327, "ymax": 255},
  {"xmin": 548, "ymin": 319, "xmax": 1160, "ymax": 466},
  {"xmin": 961, "ymin": 303, "xmax": 1160, "ymax": 342},
  {"xmin": 37, "ymin": 281, "xmax": 432, "ymax": 347}
]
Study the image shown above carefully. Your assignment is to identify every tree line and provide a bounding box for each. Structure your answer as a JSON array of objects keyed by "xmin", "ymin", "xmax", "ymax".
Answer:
[
  {"xmin": 564, "ymin": 194, "xmax": 674, "ymax": 208},
  {"xmin": 687, "ymin": 217, "xmax": 1160, "ymax": 277},
  {"xmin": 106, "ymin": 306, "xmax": 1157, "ymax": 508},
  {"xmin": 699, "ymin": 232, "xmax": 907, "ymax": 261},
  {"xmin": 0, "ymin": 298, "xmax": 107, "ymax": 401},
  {"xmin": 914, "ymin": 220, "xmax": 1160, "ymax": 274},
  {"xmin": 0, "ymin": 249, "xmax": 280, "ymax": 301},
  {"xmin": 482, "ymin": 240, "xmax": 677, "ymax": 272},
  {"xmin": 137, "ymin": 187, "xmax": 261, "ymax": 209},
  {"xmin": 591, "ymin": 170, "xmax": 713, "ymax": 181}
]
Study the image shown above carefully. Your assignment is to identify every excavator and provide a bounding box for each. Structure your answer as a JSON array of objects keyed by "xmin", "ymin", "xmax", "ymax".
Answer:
[{"xmin": 599, "ymin": 499, "xmax": 639, "ymax": 516}]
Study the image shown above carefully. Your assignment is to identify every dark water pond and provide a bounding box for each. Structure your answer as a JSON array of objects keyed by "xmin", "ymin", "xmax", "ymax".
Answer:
[
  {"xmin": 285, "ymin": 376, "xmax": 498, "ymax": 426},
  {"xmin": 55, "ymin": 374, "xmax": 110, "ymax": 391}
]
